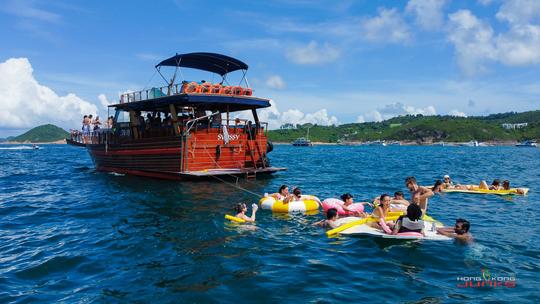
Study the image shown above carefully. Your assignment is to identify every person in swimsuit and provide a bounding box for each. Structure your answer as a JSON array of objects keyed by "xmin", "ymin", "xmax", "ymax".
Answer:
[
  {"xmin": 432, "ymin": 180, "xmax": 444, "ymax": 193},
  {"xmin": 442, "ymin": 175, "xmax": 454, "ymax": 188},
  {"xmin": 271, "ymin": 185, "xmax": 293, "ymax": 203},
  {"xmin": 392, "ymin": 203, "xmax": 425, "ymax": 236},
  {"xmin": 313, "ymin": 208, "xmax": 339, "ymax": 229},
  {"xmin": 371, "ymin": 194, "xmax": 395, "ymax": 230},
  {"xmin": 234, "ymin": 202, "xmax": 258, "ymax": 222},
  {"xmin": 437, "ymin": 218, "xmax": 473, "ymax": 243},
  {"xmin": 479, "ymin": 179, "xmax": 501, "ymax": 190},
  {"xmin": 405, "ymin": 176, "xmax": 433, "ymax": 215},
  {"xmin": 340, "ymin": 193, "xmax": 367, "ymax": 217}
]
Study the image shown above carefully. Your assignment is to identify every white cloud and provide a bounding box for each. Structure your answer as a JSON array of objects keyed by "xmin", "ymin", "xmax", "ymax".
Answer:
[
  {"xmin": 98, "ymin": 94, "xmax": 113, "ymax": 109},
  {"xmin": 2, "ymin": 0, "xmax": 61, "ymax": 23},
  {"xmin": 447, "ymin": 10, "xmax": 497, "ymax": 75},
  {"xmin": 356, "ymin": 103, "xmax": 437, "ymax": 122},
  {"xmin": 0, "ymin": 58, "xmax": 97, "ymax": 129},
  {"xmin": 496, "ymin": 0, "xmax": 540, "ymax": 25},
  {"xmin": 286, "ymin": 41, "xmax": 340, "ymax": 64},
  {"xmin": 448, "ymin": 109, "xmax": 467, "ymax": 117},
  {"xmin": 447, "ymin": 5, "xmax": 540, "ymax": 75},
  {"xmin": 239, "ymin": 100, "xmax": 338, "ymax": 129},
  {"xmin": 360, "ymin": 8, "xmax": 412, "ymax": 43},
  {"xmin": 265, "ymin": 75, "xmax": 286, "ymax": 89},
  {"xmin": 406, "ymin": 0, "xmax": 448, "ymax": 30}
]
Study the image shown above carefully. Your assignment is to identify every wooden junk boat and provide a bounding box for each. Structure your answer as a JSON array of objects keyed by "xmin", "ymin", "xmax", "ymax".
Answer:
[{"xmin": 68, "ymin": 52, "xmax": 286, "ymax": 180}]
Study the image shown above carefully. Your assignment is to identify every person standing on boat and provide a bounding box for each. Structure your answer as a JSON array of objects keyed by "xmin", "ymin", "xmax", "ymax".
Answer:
[
  {"xmin": 93, "ymin": 116, "xmax": 101, "ymax": 131},
  {"xmin": 405, "ymin": 176, "xmax": 433, "ymax": 215}
]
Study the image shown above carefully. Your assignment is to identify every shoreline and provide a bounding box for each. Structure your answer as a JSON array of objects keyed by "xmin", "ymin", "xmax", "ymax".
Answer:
[{"xmin": 0, "ymin": 139, "xmax": 67, "ymax": 145}]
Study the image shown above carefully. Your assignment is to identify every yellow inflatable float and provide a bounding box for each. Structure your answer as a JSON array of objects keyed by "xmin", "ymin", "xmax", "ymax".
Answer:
[
  {"xmin": 442, "ymin": 187, "xmax": 529, "ymax": 196},
  {"xmin": 259, "ymin": 195, "xmax": 320, "ymax": 213}
]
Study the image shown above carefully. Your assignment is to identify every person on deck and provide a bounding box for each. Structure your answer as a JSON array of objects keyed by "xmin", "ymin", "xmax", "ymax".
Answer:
[{"xmin": 405, "ymin": 176, "xmax": 434, "ymax": 215}]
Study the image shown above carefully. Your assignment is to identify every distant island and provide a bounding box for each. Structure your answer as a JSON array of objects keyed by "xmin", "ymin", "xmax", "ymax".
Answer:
[
  {"xmin": 1, "ymin": 124, "xmax": 69, "ymax": 144},
  {"xmin": 267, "ymin": 110, "xmax": 540, "ymax": 144}
]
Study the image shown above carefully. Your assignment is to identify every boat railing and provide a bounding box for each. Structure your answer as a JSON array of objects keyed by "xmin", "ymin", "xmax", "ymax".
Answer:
[
  {"xmin": 119, "ymin": 82, "xmax": 254, "ymax": 104},
  {"xmin": 69, "ymin": 128, "xmax": 115, "ymax": 145}
]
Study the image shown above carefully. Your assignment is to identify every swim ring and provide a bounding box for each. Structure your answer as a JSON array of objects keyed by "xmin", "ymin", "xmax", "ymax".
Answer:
[
  {"xmin": 321, "ymin": 198, "xmax": 364, "ymax": 215},
  {"xmin": 259, "ymin": 195, "xmax": 320, "ymax": 213}
]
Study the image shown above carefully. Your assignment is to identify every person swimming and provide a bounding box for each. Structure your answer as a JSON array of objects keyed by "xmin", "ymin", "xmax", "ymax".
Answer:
[
  {"xmin": 437, "ymin": 218, "xmax": 472, "ymax": 242},
  {"xmin": 313, "ymin": 208, "xmax": 339, "ymax": 229},
  {"xmin": 405, "ymin": 176, "xmax": 434, "ymax": 214},
  {"xmin": 442, "ymin": 175, "xmax": 454, "ymax": 188},
  {"xmin": 340, "ymin": 193, "xmax": 367, "ymax": 216},
  {"xmin": 392, "ymin": 203, "xmax": 424, "ymax": 236},
  {"xmin": 432, "ymin": 180, "xmax": 444, "ymax": 193},
  {"xmin": 234, "ymin": 202, "xmax": 258, "ymax": 222}
]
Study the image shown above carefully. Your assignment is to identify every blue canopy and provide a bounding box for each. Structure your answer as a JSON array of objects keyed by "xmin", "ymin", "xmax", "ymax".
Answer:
[{"xmin": 155, "ymin": 52, "xmax": 249, "ymax": 76}]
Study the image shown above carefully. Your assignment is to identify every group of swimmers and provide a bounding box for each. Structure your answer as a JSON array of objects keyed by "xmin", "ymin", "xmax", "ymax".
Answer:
[
  {"xmin": 432, "ymin": 175, "xmax": 521, "ymax": 194},
  {"xmin": 232, "ymin": 176, "xmax": 472, "ymax": 242}
]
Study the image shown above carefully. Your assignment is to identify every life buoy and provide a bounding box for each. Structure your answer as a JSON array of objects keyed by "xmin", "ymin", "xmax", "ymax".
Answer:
[
  {"xmin": 210, "ymin": 84, "xmax": 222, "ymax": 94},
  {"xmin": 232, "ymin": 86, "xmax": 244, "ymax": 95},
  {"xmin": 266, "ymin": 140, "xmax": 274, "ymax": 153},
  {"xmin": 200, "ymin": 83, "xmax": 212, "ymax": 93},
  {"xmin": 244, "ymin": 88, "xmax": 253, "ymax": 96},
  {"xmin": 259, "ymin": 196, "xmax": 320, "ymax": 213},
  {"xmin": 184, "ymin": 82, "xmax": 200, "ymax": 94},
  {"xmin": 321, "ymin": 198, "xmax": 364, "ymax": 216},
  {"xmin": 219, "ymin": 86, "xmax": 233, "ymax": 95}
]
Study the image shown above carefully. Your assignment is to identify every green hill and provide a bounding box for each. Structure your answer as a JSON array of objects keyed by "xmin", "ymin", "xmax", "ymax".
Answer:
[
  {"xmin": 268, "ymin": 110, "xmax": 540, "ymax": 143},
  {"xmin": 11, "ymin": 124, "xmax": 69, "ymax": 143}
]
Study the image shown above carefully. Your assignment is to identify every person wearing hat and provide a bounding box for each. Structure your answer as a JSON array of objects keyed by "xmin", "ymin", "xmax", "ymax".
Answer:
[{"xmin": 442, "ymin": 175, "xmax": 454, "ymax": 189}]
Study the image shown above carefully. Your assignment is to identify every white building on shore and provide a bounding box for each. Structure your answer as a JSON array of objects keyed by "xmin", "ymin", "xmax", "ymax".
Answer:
[{"xmin": 502, "ymin": 123, "xmax": 528, "ymax": 130}]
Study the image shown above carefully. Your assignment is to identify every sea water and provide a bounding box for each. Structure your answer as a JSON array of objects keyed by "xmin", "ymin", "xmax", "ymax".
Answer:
[{"xmin": 0, "ymin": 144, "xmax": 539, "ymax": 303}]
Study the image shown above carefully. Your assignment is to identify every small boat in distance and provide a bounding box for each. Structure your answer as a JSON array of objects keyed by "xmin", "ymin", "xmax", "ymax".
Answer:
[
  {"xmin": 292, "ymin": 137, "xmax": 313, "ymax": 146},
  {"xmin": 365, "ymin": 140, "xmax": 386, "ymax": 146},
  {"xmin": 292, "ymin": 127, "xmax": 313, "ymax": 146},
  {"xmin": 516, "ymin": 140, "xmax": 538, "ymax": 147}
]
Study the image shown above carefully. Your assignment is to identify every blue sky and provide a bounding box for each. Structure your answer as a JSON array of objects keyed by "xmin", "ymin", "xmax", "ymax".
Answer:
[{"xmin": 0, "ymin": 0, "xmax": 539, "ymax": 136}]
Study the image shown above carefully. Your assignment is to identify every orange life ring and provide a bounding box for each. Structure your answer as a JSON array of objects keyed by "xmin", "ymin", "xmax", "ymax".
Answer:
[
  {"xmin": 184, "ymin": 82, "xmax": 200, "ymax": 94},
  {"xmin": 200, "ymin": 83, "xmax": 212, "ymax": 93},
  {"xmin": 244, "ymin": 88, "xmax": 253, "ymax": 96},
  {"xmin": 232, "ymin": 86, "xmax": 244, "ymax": 95},
  {"xmin": 210, "ymin": 84, "xmax": 222, "ymax": 94},
  {"xmin": 219, "ymin": 86, "xmax": 233, "ymax": 95}
]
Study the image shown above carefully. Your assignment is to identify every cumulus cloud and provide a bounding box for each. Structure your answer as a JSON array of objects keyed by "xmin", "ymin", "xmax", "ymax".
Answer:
[
  {"xmin": 448, "ymin": 109, "xmax": 467, "ymax": 117},
  {"xmin": 286, "ymin": 41, "xmax": 340, "ymax": 64},
  {"xmin": 447, "ymin": 10, "xmax": 497, "ymax": 75},
  {"xmin": 357, "ymin": 103, "xmax": 437, "ymax": 122},
  {"xmin": 265, "ymin": 75, "xmax": 286, "ymax": 89},
  {"xmin": 0, "ymin": 58, "xmax": 98, "ymax": 129},
  {"xmin": 447, "ymin": 4, "xmax": 540, "ymax": 75},
  {"xmin": 406, "ymin": 0, "xmax": 448, "ymax": 30},
  {"xmin": 98, "ymin": 94, "xmax": 113, "ymax": 109},
  {"xmin": 240, "ymin": 100, "xmax": 338, "ymax": 129},
  {"xmin": 360, "ymin": 8, "xmax": 412, "ymax": 43}
]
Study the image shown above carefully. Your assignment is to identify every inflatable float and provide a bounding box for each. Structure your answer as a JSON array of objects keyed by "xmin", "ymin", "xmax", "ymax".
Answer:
[
  {"xmin": 321, "ymin": 198, "xmax": 364, "ymax": 215},
  {"xmin": 339, "ymin": 219, "xmax": 451, "ymax": 240},
  {"xmin": 326, "ymin": 212, "xmax": 442, "ymax": 237},
  {"xmin": 259, "ymin": 195, "xmax": 320, "ymax": 213},
  {"xmin": 225, "ymin": 214, "xmax": 246, "ymax": 223},
  {"xmin": 442, "ymin": 187, "xmax": 529, "ymax": 196}
]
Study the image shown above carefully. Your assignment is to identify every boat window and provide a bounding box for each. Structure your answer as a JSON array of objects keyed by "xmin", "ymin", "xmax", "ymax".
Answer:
[{"xmin": 115, "ymin": 110, "xmax": 130, "ymax": 123}]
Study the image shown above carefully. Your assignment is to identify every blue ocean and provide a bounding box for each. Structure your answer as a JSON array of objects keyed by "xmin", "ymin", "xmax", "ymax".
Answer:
[{"xmin": 1, "ymin": 144, "xmax": 539, "ymax": 303}]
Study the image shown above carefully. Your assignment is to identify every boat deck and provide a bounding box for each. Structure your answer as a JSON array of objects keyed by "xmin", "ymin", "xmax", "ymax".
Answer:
[{"xmin": 179, "ymin": 167, "xmax": 287, "ymax": 177}]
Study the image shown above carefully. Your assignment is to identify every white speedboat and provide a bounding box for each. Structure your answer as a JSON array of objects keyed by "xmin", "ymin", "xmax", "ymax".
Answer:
[{"xmin": 516, "ymin": 140, "xmax": 537, "ymax": 147}]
